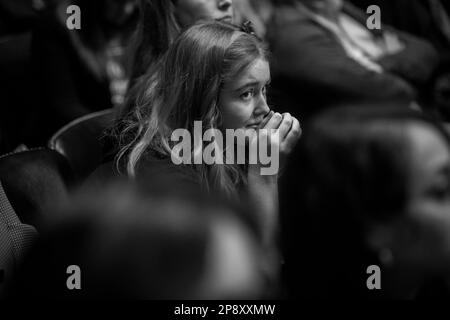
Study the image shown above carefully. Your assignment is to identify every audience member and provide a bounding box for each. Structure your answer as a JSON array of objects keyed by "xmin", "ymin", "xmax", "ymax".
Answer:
[
  {"xmin": 282, "ymin": 106, "xmax": 450, "ymax": 299},
  {"xmin": 31, "ymin": 0, "xmax": 139, "ymax": 143},
  {"xmin": 268, "ymin": 0, "xmax": 439, "ymax": 119},
  {"xmin": 9, "ymin": 181, "xmax": 264, "ymax": 299},
  {"xmin": 99, "ymin": 22, "xmax": 301, "ymax": 273}
]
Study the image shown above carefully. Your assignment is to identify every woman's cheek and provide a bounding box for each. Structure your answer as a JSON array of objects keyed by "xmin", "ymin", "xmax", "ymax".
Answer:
[{"xmin": 235, "ymin": 106, "xmax": 253, "ymax": 129}]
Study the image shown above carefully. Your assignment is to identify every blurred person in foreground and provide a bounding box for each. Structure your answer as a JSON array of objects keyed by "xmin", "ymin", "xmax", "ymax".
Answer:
[
  {"xmin": 8, "ymin": 180, "xmax": 265, "ymax": 299},
  {"xmin": 281, "ymin": 105, "xmax": 450, "ymax": 299},
  {"xmin": 268, "ymin": 0, "xmax": 439, "ymax": 119}
]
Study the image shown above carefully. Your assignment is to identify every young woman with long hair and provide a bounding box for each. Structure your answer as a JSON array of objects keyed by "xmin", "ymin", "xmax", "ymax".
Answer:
[{"xmin": 110, "ymin": 21, "xmax": 301, "ymax": 270}]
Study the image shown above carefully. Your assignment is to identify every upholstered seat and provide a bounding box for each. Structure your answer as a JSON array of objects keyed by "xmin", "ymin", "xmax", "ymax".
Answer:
[{"xmin": 48, "ymin": 109, "xmax": 115, "ymax": 181}]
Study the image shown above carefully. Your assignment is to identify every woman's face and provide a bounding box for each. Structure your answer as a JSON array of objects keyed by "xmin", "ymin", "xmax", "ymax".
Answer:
[
  {"xmin": 174, "ymin": 0, "xmax": 234, "ymax": 27},
  {"xmin": 218, "ymin": 58, "xmax": 271, "ymax": 131},
  {"xmin": 396, "ymin": 123, "xmax": 450, "ymax": 273}
]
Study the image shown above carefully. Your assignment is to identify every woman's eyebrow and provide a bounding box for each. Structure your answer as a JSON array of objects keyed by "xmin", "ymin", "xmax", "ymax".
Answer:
[
  {"xmin": 235, "ymin": 81, "xmax": 259, "ymax": 91},
  {"xmin": 234, "ymin": 79, "xmax": 271, "ymax": 92}
]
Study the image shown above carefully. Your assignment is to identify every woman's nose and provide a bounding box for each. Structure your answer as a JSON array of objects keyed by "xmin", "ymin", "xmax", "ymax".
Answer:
[
  {"xmin": 257, "ymin": 96, "xmax": 270, "ymax": 116},
  {"xmin": 218, "ymin": 0, "xmax": 232, "ymax": 12}
]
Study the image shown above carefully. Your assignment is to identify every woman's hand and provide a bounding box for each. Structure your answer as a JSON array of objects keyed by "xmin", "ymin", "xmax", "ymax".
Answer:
[
  {"xmin": 248, "ymin": 111, "xmax": 302, "ymax": 178},
  {"xmin": 245, "ymin": 111, "xmax": 301, "ymax": 257}
]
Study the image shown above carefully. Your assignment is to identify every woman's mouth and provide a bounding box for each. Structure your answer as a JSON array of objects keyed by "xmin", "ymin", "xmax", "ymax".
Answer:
[
  {"xmin": 245, "ymin": 111, "xmax": 274, "ymax": 129},
  {"xmin": 217, "ymin": 15, "xmax": 233, "ymax": 23}
]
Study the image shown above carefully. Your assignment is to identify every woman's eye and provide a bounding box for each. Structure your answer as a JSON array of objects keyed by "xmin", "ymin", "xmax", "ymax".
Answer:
[{"xmin": 240, "ymin": 89, "xmax": 254, "ymax": 100}]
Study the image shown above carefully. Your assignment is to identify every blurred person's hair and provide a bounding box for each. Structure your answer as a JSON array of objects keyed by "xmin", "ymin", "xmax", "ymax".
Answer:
[
  {"xmin": 114, "ymin": 21, "xmax": 269, "ymax": 198},
  {"xmin": 280, "ymin": 105, "xmax": 450, "ymax": 299},
  {"xmin": 8, "ymin": 180, "xmax": 261, "ymax": 299}
]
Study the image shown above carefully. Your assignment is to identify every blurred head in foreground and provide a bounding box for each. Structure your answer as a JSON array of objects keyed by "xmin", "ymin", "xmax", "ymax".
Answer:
[
  {"xmin": 10, "ymin": 181, "xmax": 263, "ymax": 299},
  {"xmin": 282, "ymin": 106, "xmax": 450, "ymax": 299}
]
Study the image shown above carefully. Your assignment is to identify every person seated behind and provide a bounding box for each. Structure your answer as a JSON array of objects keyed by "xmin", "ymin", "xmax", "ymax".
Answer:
[
  {"xmin": 233, "ymin": 0, "xmax": 274, "ymax": 39},
  {"xmin": 31, "ymin": 0, "xmax": 139, "ymax": 144},
  {"xmin": 8, "ymin": 181, "xmax": 265, "ymax": 299},
  {"xmin": 122, "ymin": 0, "xmax": 234, "ymax": 119},
  {"xmin": 0, "ymin": 181, "xmax": 38, "ymax": 298},
  {"xmin": 349, "ymin": 0, "xmax": 450, "ymax": 56},
  {"xmin": 268, "ymin": 0, "xmax": 439, "ymax": 119},
  {"xmin": 281, "ymin": 105, "xmax": 450, "ymax": 299},
  {"xmin": 349, "ymin": 0, "xmax": 450, "ymax": 120}
]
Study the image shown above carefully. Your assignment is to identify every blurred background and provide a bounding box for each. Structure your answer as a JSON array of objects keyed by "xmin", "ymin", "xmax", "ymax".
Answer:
[{"xmin": 0, "ymin": 0, "xmax": 449, "ymax": 300}]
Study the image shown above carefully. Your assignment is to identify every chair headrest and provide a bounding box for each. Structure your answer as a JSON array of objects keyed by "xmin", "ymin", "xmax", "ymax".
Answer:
[{"xmin": 48, "ymin": 110, "xmax": 114, "ymax": 181}]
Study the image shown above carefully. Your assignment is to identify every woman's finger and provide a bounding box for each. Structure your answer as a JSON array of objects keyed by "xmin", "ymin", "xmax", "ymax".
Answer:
[
  {"xmin": 259, "ymin": 111, "xmax": 274, "ymax": 128},
  {"xmin": 263, "ymin": 112, "xmax": 283, "ymax": 130},
  {"xmin": 283, "ymin": 117, "xmax": 302, "ymax": 151},
  {"xmin": 279, "ymin": 113, "xmax": 293, "ymax": 139}
]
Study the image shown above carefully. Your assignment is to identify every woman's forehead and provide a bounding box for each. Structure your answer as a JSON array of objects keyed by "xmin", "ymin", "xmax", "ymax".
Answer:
[{"xmin": 225, "ymin": 59, "xmax": 270, "ymax": 89}]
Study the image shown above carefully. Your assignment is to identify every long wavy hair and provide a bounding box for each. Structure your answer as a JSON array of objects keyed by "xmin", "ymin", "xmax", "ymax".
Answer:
[{"xmin": 115, "ymin": 21, "xmax": 269, "ymax": 198}]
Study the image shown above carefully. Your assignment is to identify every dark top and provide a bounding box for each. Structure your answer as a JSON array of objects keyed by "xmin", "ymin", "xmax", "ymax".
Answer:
[
  {"xmin": 85, "ymin": 152, "xmax": 203, "ymax": 197},
  {"xmin": 268, "ymin": 1, "xmax": 439, "ymax": 119},
  {"xmin": 350, "ymin": 0, "xmax": 450, "ymax": 53}
]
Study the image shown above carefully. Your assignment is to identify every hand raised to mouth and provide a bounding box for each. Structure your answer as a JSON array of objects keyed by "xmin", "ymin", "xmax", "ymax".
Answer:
[
  {"xmin": 258, "ymin": 111, "xmax": 275, "ymax": 129},
  {"xmin": 248, "ymin": 111, "xmax": 302, "ymax": 177}
]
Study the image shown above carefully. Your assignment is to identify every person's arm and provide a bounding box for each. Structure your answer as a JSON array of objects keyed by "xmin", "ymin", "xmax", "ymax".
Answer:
[
  {"xmin": 246, "ymin": 112, "xmax": 301, "ymax": 253},
  {"xmin": 247, "ymin": 168, "xmax": 279, "ymax": 251},
  {"xmin": 270, "ymin": 20, "xmax": 416, "ymax": 105},
  {"xmin": 377, "ymin": 29, "xmax": 440, "ymax": 86}
]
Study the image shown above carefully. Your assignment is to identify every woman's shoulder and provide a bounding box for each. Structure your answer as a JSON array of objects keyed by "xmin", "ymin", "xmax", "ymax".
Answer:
[
  {"xmin": 135, "ymin": 152, "xmax": 202, "ymax": 192},
  {"xmin": 84, "ymin": 161, "xmax": 121, "ymax": 190},
  {"xmin": 138, "ymin": 152, "xmax": 198, "ymax": 178},
  {"xmin": 84, "ymin": 152, "xmax": 202, "ymax": 194}
]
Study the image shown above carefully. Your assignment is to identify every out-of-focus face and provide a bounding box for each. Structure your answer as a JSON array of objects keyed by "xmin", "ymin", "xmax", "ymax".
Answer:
[
  {"xmin": 195, "ymin": 212, "xmax": 264, "ymax": 299},
  {"xmin": 218, "ymin": 58, "xmax": 271, "ymax": 132},
  {"xmin": 397, "ymin": 123, "xmax": 450, "ymax": 273},
  {"xmin": 103, "ymin": 0, "xmax": 139, "ymax": 26},
  {"xmin": 174, "ymin": 0, "xmax": 234, "ymax": 28}
]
